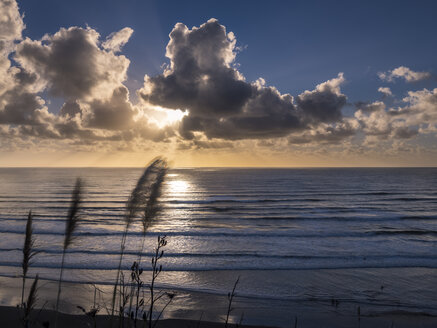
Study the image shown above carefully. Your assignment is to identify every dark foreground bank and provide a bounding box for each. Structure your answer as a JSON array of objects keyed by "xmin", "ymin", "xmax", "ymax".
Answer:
[
  {"xmin": 0, "ymin": 305, "xmax": 275, "ymax": 328},
  {"xmin": 2, "ymin": 305, "xmax": 437, "ymax": 328}
]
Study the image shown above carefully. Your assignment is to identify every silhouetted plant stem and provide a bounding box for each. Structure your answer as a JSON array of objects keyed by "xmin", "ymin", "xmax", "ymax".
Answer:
[
  {"xmin": 110, "ymin": 158, "xmax": 167, "ymax": 326},
  {"xmin": 55, "ymin": 251, "xmax": 66, "ymax": 312},
  {"xmin": 21, "ymin": 210, "xmax": 36, "ymax": 307},
  {"xmin": 132, "ymin": 163, "xmax": 167, "ymax": 326},
  {"xmin": 225, "ymin": 276, "xmax": 240, "ymax": 328},
  {"xmin": 148, "ymin": 235, "xmax": 167, "ymax": 328},
  {"xmin": 54, "ymin": 178, "xmax": 82, "ymax": 328},
  {"xmin": 23, "ymin": 274, "xmax": 38, "ymax": 328}
]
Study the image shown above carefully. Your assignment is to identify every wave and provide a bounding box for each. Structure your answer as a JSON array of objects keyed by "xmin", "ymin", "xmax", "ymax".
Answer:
[
  {"xmin": 0, "ymin": 272, "xmax": 419, "ymax": 309},
  {"xmin": 3, "ymin": 256, "xmax": 437, "ymax": 271},
  {"xmin": 2, "ymin": 227, "xmax": 437, "ymax": 239},
  {"xmin": 0, "ymin": 248, "xmax": 435, "ymax": 262},
  {"xmin": 3, "ymin": 213, "xmax": 437, "ymax": 225}
]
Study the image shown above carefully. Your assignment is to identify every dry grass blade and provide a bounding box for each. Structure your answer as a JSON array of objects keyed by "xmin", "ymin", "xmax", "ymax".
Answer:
[
  {"xmin": 22, "ymin": 210, "xmax": 37, "ymax": 306},
  {"xmin": 125, "ymin": 158, "xmax": 165, "ymax": 228},
  {"xmin": 225, "ymin": 276, "xmax": 240, "ymax": 328},
  {"xmin": 110, "ymin": 158, "xmax": 167, "ymax": 324},
  {"xmin": 55, "ymin": 178, "xmax": 83, "ymax": 328},
  {"xmin": 127, "ymin": 160, "xmax": 167, "ymax": 327},
  {"xmin": 64, "ymin": 178, "xmax": 82, "ymax": 249},
  {"xmin": 142, "ymin": 162, "xmax": 167, "ymax": 234},
  {"xmin": 23, "ymin": 274, "xmax": 39, "ymax": 327}
]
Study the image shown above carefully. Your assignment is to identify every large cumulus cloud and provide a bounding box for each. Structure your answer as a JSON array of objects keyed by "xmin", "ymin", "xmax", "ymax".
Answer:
[
  {"xmin": 0, "ymin": 10, "xmax": 171, "ymax": 145},
  {"xmin": 139, "ymin": 19, "xmax": 348, "ymax": 140},
  {"xmin": 15, "ymin": 26, "xmax": 130, "ymax": 101}
]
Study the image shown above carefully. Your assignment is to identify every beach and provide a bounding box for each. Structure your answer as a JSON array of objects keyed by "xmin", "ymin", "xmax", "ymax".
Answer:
[{"xmin": 2, "ymin": 303, "xmax": 437, "ymax": 328}]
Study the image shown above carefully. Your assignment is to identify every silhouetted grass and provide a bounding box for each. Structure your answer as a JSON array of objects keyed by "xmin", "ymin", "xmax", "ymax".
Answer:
[
  {"xmin": 22, "ymin": 274, "xmax": 38, "ymax": 328},
  {"xmin": 225, "ymin": 276, "xmax": 240, "ymax": 328},
  {"xmin": 21, "ymin": 211, "xmax": 37, "ymax": 307},
  {"xmin": 10, "ymin": 162, "xmax": 267, "ymax": 328},
  {"xmin": 129, "ymin": 160, "xmax": 167, "ymax": 326},
  {"xmin": 55, "ymin": 178, "xmax": 83, "ymax": 328},
  {"xmin": 110, "ymin": 158, "xmax": 167, "ymax": 326}
]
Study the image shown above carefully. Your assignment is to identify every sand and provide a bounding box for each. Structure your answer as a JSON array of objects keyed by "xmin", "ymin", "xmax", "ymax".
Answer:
[
  {"xmin": 2, "ymin": 305, "xmax": 437, "ymax": 328},
  {"xmin": 2, "ymin": 275, "xmax": 437, "ymax": 327},
  {"xmin": 0, "ymin": 305, "xmax": 274, "ymax": 328}
]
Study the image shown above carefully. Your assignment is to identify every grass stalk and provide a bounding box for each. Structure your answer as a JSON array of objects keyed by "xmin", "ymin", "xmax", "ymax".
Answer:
[
  {"xmin": 23, "ymin": 274, "xmax": 38, "ymax": 328},
  {"xmin": 110, "ymin": 158, "xmax": 166, "ymax": 325},
  {"xmin": 21, "ymin": 210, "xmax": 36, "ymax": 307},
  {"xmin": 225, "ymin": 276, "xmax": 240, "ymax": 328},
  {"xmin": 54, "ymin": 178, "xmax": 82, "ymax": 328},
  {"xmin": 148, "ymin": 235, "xmax": 167, "ymax": 328},
  {"xmin": 130, "ymin": 161, "xmax": 167, "ymax": 327}
]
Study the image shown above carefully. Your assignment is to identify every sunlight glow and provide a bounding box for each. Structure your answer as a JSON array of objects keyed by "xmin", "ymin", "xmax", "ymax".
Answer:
[
  {"xmin": 147, "ymin": 105, "xmax": 188, "ymax": 128},
  {"xmin": 167, "ymin": 180, "xmax": 190, "ymax": 193}
]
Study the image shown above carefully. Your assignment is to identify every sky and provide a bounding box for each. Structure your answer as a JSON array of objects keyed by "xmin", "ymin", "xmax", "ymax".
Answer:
[{"xmin": 0, "ymin": 0, "xmax": 436, "ymax": 167}]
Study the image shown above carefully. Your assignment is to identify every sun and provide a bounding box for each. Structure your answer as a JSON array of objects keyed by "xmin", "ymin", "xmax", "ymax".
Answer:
[{"xmin": 145, "ymin": 105, "xmax": 188, "ymax": 128}]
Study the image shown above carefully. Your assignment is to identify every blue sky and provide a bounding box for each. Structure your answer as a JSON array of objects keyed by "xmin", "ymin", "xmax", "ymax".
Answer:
[{"xmin": 19, "ymin": 0, "xmax": 437, "ymax": 102}]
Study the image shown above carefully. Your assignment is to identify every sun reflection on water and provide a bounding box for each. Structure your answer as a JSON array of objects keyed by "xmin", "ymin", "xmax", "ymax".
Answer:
[
  {"xmin": 167, "ymin": 179, "xmax": 191, "ymax": 193},
  {"xmin": 157, "ymin": 173, "xmax": 201, "ymax": 232}
]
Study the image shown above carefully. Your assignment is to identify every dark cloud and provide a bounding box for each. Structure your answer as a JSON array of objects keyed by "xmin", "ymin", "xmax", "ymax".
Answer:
[
  {"xmin": 139, "ymin": 19, "xmax": 347, "ymax": 141},
  {"xmin": 59, "ymin": 100, "xmax": 81, "ymax": 118},
  {"xmin": 296, "ymin": 73, "xmax": 346, "ymax": 124},
  {"xmin": 0, "ymin": 89, "xmax": 45, "ymax": 124},
  {"xmin": 140, "ymin": 19, "xmax": 252, "ymax": 117},
  {"xmin": 392, "ymin": 126, "xmax": 418, "ymax": 139},
  {"xmin": 288, "ymin": 119, "xmax": 359, "ymax": 145},
  {"xmin": 0, "ymin": 66, "xmax": 46, "ymax": 126},
  {"xmin": 1, "ymin": 21, "xmax": 170, "ymax": 144},
  {"xmin": 85, "ymin": 86, "xmax": 136, "ymax": 130},
  {"xmin": 15, "ymin": 27, "xmax": 130, "ymax": 101}
]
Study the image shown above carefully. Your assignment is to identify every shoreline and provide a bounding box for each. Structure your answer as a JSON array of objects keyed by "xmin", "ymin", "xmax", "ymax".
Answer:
[
  {"xmin": 2, "ymin": 305, "xmax": 437, "ymax": 328},
  {"xmin": 0, "ymin": 306, "xmax": 275, "ymax": 328},
  {"xmin": 2, "ymin": 274, "xmax": 437, "ymax": 327}
]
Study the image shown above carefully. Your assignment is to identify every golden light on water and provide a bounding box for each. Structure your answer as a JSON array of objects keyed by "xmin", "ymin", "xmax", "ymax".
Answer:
[
  {"xmin": 160, "ymin": 174, "xmax": 198, "ymax": 229},
  {"xmin": 167, "ymin": 179, "xmax": 191, "ymax": 194}
]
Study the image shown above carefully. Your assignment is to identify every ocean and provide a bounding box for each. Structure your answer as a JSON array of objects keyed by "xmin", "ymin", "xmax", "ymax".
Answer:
[{"xmin": 0, "ymin": 167, "xmax": 437, "ymax": 326}]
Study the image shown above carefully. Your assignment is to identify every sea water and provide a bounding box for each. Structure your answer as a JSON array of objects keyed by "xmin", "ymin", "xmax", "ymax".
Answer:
[{"xmin": 0, "ymin": 167, "xmax": 436, "ymax": 326}]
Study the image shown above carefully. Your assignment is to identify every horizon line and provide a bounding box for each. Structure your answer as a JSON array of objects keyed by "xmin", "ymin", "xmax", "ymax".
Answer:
[{"xmin": 0, "ymin": 166, "xmax": 436, "ymax": 169}]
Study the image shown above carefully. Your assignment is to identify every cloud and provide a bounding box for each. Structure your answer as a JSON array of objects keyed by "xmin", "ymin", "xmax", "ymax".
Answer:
[
  {"xmin": 139, "ymin": 19, "xmax": 251, "ymax": 117},
  {"xmin": 102, "ymin": 27, "xmax": 134, "ymax": 53},
  {"xmin": 354, "ymin": 101, "xmax": 420, "ymax": 140},
  {"xmin": 0, "ymin": 0, "xmax": 24, "ymax": 42},
  {"xmin": 378, "ymin": 66, "xmax": 431, "ymax": 83},
  {"xmin": 0, "ymin": 0, "xmax": 47, "ymax": 131},
  {"xmin": 378, "ymin": 87, "xmax": 392, "ymax": 97},
  {"xmin": 288, "ymin": 118, "xmax": 359, "ymax": 145},
  {"xmin": 15, "ymin": 26, "xmax": 130, "ymax": 101},
  {"xmin": 0, "ymin": 5, "xmax": 435, "ymax": 159},
  {"xmin": 0, "ymin": 9, "xmax": 173, "ymax": 146},
  {"xmin": 296, "ymin": 73, "xmax": 346, "ymax": 124},
  {"xmin": 83, "ymin": 86, "xmax": 136, "ymax": 130},
  {"xmin": 401, "ymin": 88, "xmax": 437, "ymax": 129},
  {"xmin": 0, "ymin": 87, "xmax": 46, "ymax": 125},
  {"xmin": 139, "ymin": 19, "xmax": 348, "ymax": 141}
]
